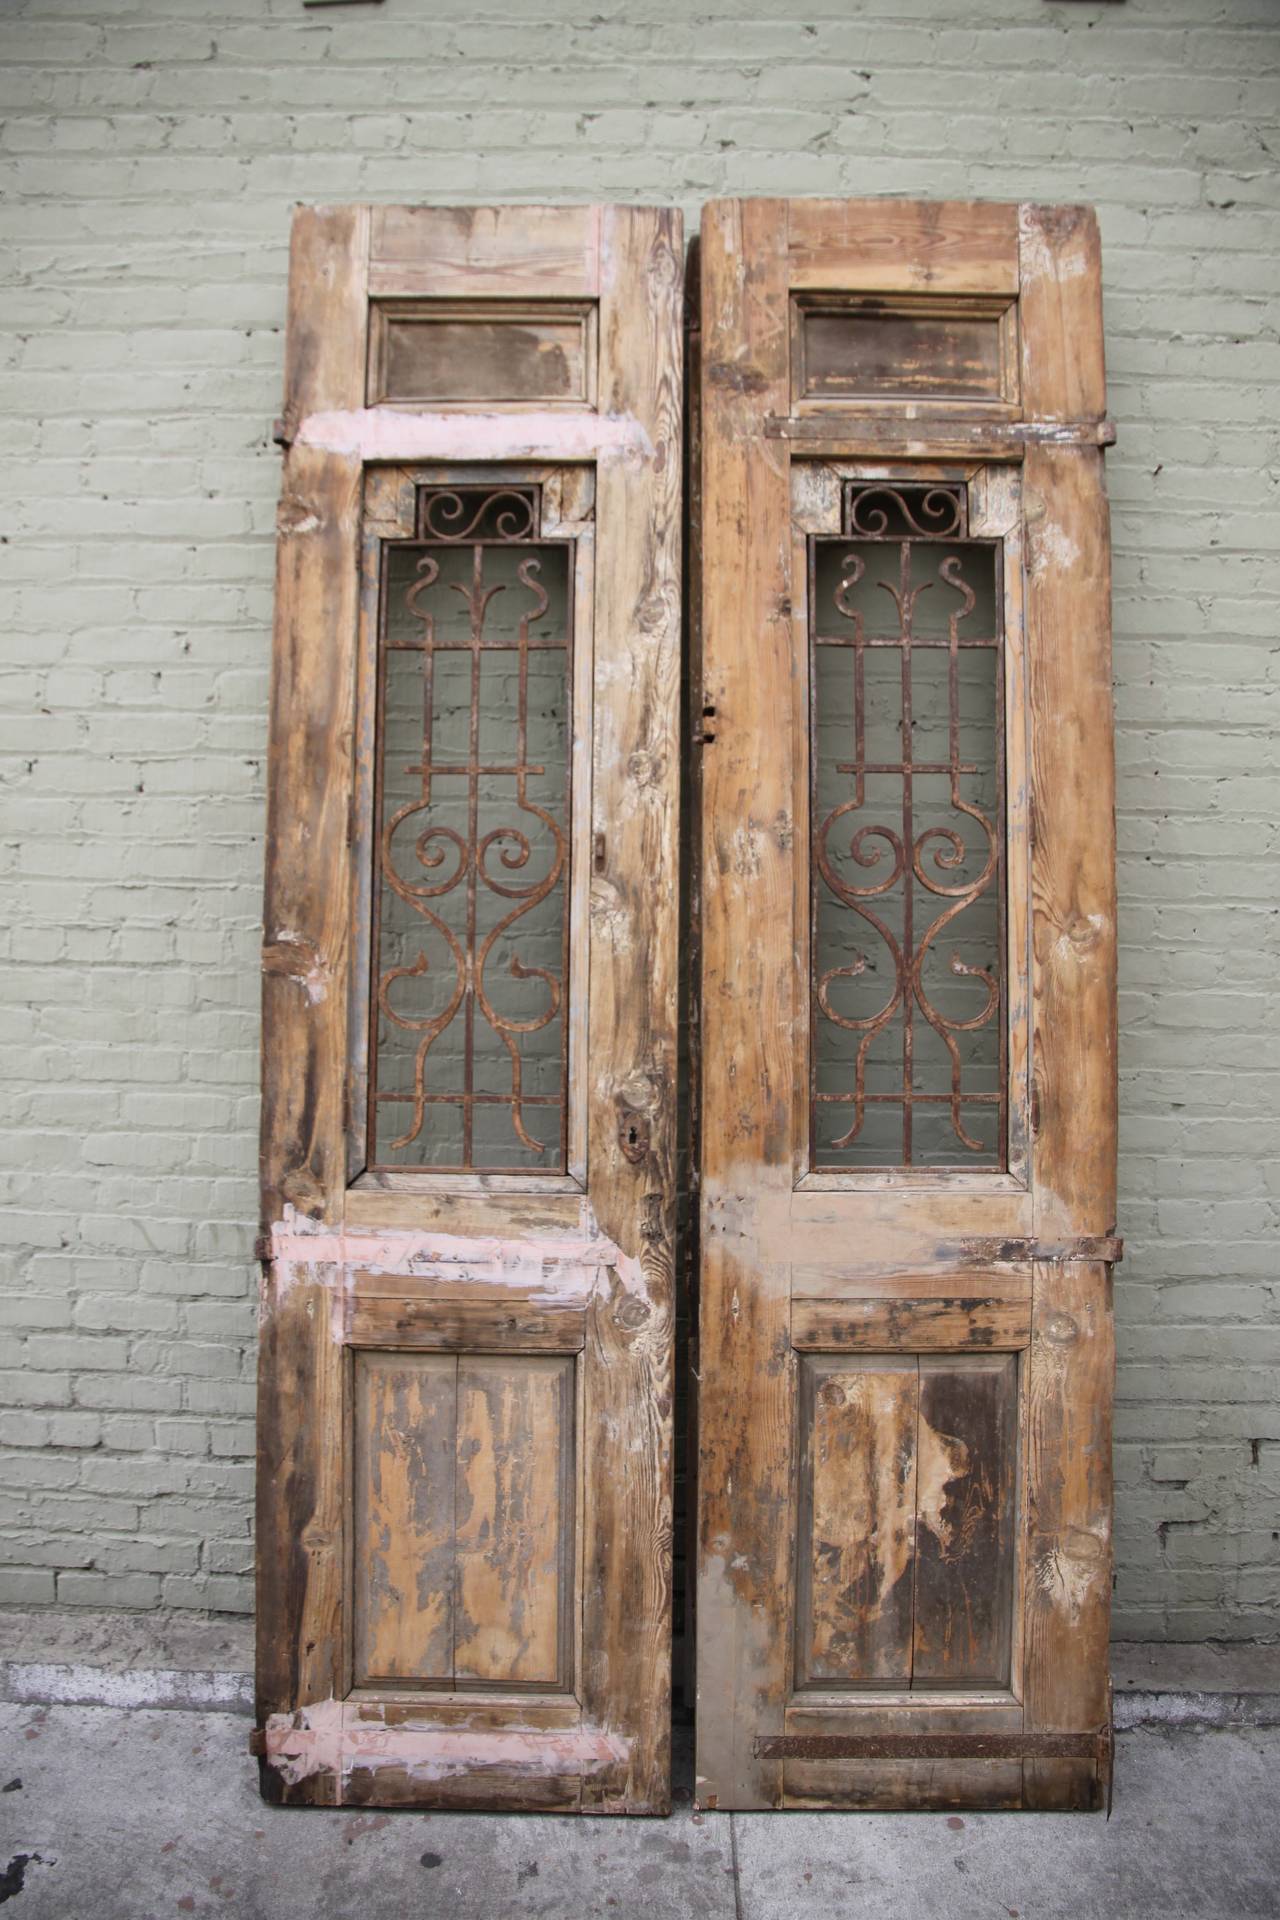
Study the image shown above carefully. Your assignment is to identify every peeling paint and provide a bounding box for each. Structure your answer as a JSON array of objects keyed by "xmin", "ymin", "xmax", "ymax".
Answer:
[
  {"xmin": 294, "ymin": 407, "xmax": 654, "ymax": 466},
  {"xmin": 263, "ymin": 1698, "xmax": 629, "ymax": 1790},
  {"xmin": 1033, "ymin": 1524, "xmax": 1109, "ymax": 1624},
  {"xmin": 262, "ymin": 931, "xmax": 329, "ymax": 1005},
  {"xmin": 915, "ymin": 1417, "xmax": 972, "ymax": 1562},
  {"xmin": 1052, "ymin": 910, "xmax": 1107, "ymax": 967},
  {"xmin": 1034, "ymin": 521, "xmax": 1082, "ymax": 570},
  {"xmin": 264, "ymin": 1206, "xmax": 656, "ymax": 1326}
]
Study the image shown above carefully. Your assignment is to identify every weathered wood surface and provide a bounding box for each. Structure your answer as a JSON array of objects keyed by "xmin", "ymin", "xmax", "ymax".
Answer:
[
  {"xmin": 912, "ymin": 1354, "xmax": 1018, "ymax": 1688},
  {"xmin": 793, "ymin": 296, "xmax": 1016, "ymax": 408},
  {"xmin": 1019, "ymin": 203, "xmax": 1116, "ymax": 1811},
  {"xmin": 797, "ymin": 1357, "xmax": 917, "ymax": 1689},
  {"xmin": 258, "ymin": 202, "xmax": 681, "ymax": 1814},
  {"xmin": 1019, "ymin": 204, "xmax": 1108, "ymax": 425},
  {"xmin": 347, "ymin": 1295, "xmax": 586, "ymax": 1351},
  {"xmin": 1024, "ymin": 1260, "xmax": 1114, "ymax": 1809},
  {"xmin": 792, "ymin": 1295, "xmax": 1031, "ymax": 1350},
  {"xmin": 765, "ymin": 416, "xmax": 1114, "ymax": 455},
  {"xmin": 695, "ymin": 197, "xmax": 794, "ymax": 1812},
  {"xmin": 257, "ymin": 206, "xmax": 368, "ymax": 1804},
  {"xmin": 779, "ymin": 1691, "xmax": 1026, "ymax": 1812},
  {"xmin": 788, "ymin": 199, "xmax": 1020, "ymax": 295},
  {"xmin": 454, "ymin": 1355, "xmax": 574, "ymax": 1688},
  {"xmin": 794, "ymin": 1354, "xmax": 1018, "ymax": 1695},
  {"xmin": 368, "ymin": 300, "xmax": 595, "ymax": 409},
  {"xmin": 577, "ymin": 203, "xmax": 683, "ymax": 1814},
  {"xmin": 259, "ymin": 203, "xmax": 366, "ymax": 1229},
  {"xmin": 695, "ymin": 197, "xmax": 1116, "ymax": 1813},
  {"xmin": 369, "ymin": 204, "xmax": 601, "ymax": 299},
  {"xmin": 352, "ymin": 1352, "xmax": 456, "ymax": 1686}
]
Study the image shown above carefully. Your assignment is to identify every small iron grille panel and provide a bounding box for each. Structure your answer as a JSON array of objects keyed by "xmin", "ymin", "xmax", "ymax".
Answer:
[
  {"xmin": 810, "ymin": 484, "xmax": 1006, "ymax": 1170},
  {"xmin": 368, "ymin": 485, "xmax": 572, "ymax": 1173}
]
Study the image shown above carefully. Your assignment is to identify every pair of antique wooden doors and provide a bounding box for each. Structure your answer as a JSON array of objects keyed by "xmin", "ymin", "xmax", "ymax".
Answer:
[{"xmin": 256, "ymin": 199, "xmax": 1119, "ymax": 1815}]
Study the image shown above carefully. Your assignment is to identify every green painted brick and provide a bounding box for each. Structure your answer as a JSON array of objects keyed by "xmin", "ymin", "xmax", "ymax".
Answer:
[{"xmin": 1, "ymin": 0, "xmax": 1277, "ymax": 1643}]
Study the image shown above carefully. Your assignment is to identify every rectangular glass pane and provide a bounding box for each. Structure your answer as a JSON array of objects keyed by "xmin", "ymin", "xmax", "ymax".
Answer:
[
  {"xmin": 810, "ymin": 484, "xmax": 1005, "ymax": 1170},
  {"xmin": 369, "ymin": 486, "xmax": 571, "ymax": 1172}
]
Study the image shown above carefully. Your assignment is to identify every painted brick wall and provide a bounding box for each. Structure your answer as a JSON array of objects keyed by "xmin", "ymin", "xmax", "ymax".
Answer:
[{"xmin": 1, "ymin": 0, "xmax": 1277, "ymax": 1640}]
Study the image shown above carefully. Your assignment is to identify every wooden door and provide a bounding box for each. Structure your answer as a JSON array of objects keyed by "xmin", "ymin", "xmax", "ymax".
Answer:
[
  {"xmin": 694, "ymin": 199, "xmax": 1119, "ymax": 1812},
  {"xmin": 256, "ymin": 204, "xmax": 682, "ymax": 1813}
]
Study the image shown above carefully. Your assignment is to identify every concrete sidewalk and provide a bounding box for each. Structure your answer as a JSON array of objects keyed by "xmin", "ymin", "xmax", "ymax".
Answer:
[
  {"xmin": 3, "ymin": 1703, "xmax": 1277, "ymax": 1919},
  {"xmin": 2, "ymin": 1611, "xmax": 1278, "ymax": 1919}
]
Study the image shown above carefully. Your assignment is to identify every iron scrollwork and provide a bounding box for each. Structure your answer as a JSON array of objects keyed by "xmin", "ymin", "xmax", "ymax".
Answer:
[
  {"xmin": 812, "ymin": 484, "xmax": 1005, "ymax": 1167},
  {"xmin": 369, "ymin": 485, "xmax": 571, "ymax": 1172}
]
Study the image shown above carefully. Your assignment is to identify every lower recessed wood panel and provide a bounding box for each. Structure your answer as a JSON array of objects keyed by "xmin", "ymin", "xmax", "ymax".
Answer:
[
  {"xmin": 352, "ymin": 1349, "xmax": 575, "ymax": 1692},
  {"xmin": 795, "ymin": 1352, "xmax": 1018, "ymax": 1692},
  {"xmin": 913, "ymin": 1354, "xmax": 1018, "ymax": 1687},
  {"xmin": 454, "ymin": 1355, "xmax": 574, "ymax": 1686},
  {"xmin": 796, "ymin": 1356, "xmax": 918, "ymax": 1689}
]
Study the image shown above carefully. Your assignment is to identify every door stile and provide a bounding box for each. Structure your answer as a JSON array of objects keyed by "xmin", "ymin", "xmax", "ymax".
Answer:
[
  {"xmin": 1019, "ymin": 204, "xmax": 1118, "ymax": 1809},
  {"xmin": 258, "ymin": 207, "xmax": 369, "ymax": 1769},
  {"xmin": 578, "ymin": 204, "xmax": 684, "ymax": 1814},
  {"xmin": 695, "ymin": 198, "xmax": 796, "ymax": 1812}
]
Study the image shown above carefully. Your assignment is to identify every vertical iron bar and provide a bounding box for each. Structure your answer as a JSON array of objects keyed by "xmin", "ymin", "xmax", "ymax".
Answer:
[
  {"xmin": 366, "ymin": 544, "xmax": 391, "ymax": 1166},
  {"xmin": 900, "ymin": 535, "xmax": 914, "ymax": 1166},
  {"xmin": 995, "ymin": 547, "xmax": 1008, "ymax": 1168},
  {"xmin": 462, "ymin": 537, "xmax": 483, "ymax": 1170},
  {"xmin": 808, "ymin": 537, "xmax": 819, "ymax": 1167}
]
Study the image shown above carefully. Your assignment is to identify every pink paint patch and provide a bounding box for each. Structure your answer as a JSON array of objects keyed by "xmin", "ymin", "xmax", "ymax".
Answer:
[
  {"xmin": 264, "ymin": 1700, "xmax": 629, "ymax": 1791},
  {"xmin": 294, "ymin": 407, "xmax": 653, "ymax": 466},
  {"xmin": 266, "ymin": 1213, "xmax": 628, "ymax": 1315}
]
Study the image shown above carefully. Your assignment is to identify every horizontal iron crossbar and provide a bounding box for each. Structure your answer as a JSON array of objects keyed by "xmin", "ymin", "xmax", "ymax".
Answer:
[
  {"xmin": 753, "ymin": 1731, "xmax": 1107, "ymax": 1761},
  {"xmin": 960, "ymin": 1235, "xmax": 1124, "ymax": 1264}
]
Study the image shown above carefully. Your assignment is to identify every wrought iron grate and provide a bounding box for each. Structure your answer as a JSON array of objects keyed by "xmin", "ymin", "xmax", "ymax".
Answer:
[
  {"xmin": 368, "ymin": 485, "xmax": 572, "ymax": 1173},
  {"xmin": 810, "ymin": 483, "xmax": 1006, "ymax": 1169}
]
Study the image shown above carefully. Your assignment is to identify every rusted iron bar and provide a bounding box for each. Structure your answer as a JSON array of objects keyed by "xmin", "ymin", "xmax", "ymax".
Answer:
[{"xmin": 753, "ymin": 1730, "xmax": 1109, "ymax": 1761}]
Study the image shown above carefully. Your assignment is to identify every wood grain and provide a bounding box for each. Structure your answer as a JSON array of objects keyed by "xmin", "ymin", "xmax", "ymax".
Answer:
[
  {"xmin": 1018, "ymin": 199, "xmax": 1115, "ymax": 1811},
  {"xmin": 695, "ymin": 198, "xmax": 795, "ymax": 1811},
  {"xmin": 695, "ymin": 196, "xmax": 1115, "ymax": 1813},
  {"xmin": 796, "ymin": 1357, "xmax": 918, "ymax": 1690},
  {"xmin": 369, "ymin": 204, "xmax": 601, "ymax": 299},
  {"xmin": 454, "ymin": 1355, "xmax": 574, "ymax": 1688},
  {"xmin": 793, "ymin": 296, "xmax": 1016, "ymax": 408},
  {"xmin": 347, "ymin": 1295, "xmax": 586, "ymax": 1352},
  {"xmin": 578, "ymin": 203, "xmax": 683, "ymax": 1814},
  {"xmin": 912, "ymin": 1354, "xmax": 1018, "ymax": 1688},
  {"xmin": 352, "ymin": 1352, "xmax": 456, "ymax": 1686},
  {"xmin": 788, "ymin": 199, "xmax": 1020, "ymax": 295},
  {"xmin": 256, "ymin": 204, "xmax": 369, "ymax": 1806},
  {"xmin": 368, "ymin": 301, "xmax": 595, "ymax": 408},
  {"xmin": 1018, "ymin": 204, "xmax": 1107, "ymax": 423},
  {"xmin": 1026, "ymin": 444, "xmax": 1117, "ymax": 1240},
  {"xmin": 259, "ymin": 202, "xmax": 681, "ymax": 1814},
  {"xmin": 259, "ymin": 203, "xmax": 366, "ymax": 1227},
  {"xmin": 793, "ymin": 1296, "xmax": 1031, "ymax": 1351},
  {"xmin": 1023, "ymin": 1261, "xmax": 1114, "ymax": 1809}
]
